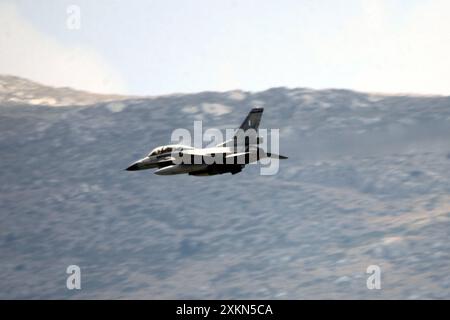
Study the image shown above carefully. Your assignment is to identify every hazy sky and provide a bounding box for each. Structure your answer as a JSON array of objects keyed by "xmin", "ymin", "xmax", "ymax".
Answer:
[{"xmin": 1, "ymin": 0, "xmax": 449, "ymax": 95}]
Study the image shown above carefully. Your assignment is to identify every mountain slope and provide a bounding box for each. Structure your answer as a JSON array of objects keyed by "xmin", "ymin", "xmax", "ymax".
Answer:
[
  {"xmin": 1, "ymin": 76, "xmax": 449, "ymax": 299},
  {"xmin": 0, "ymin": 75, "xmax": 131, "ymax": 107}
]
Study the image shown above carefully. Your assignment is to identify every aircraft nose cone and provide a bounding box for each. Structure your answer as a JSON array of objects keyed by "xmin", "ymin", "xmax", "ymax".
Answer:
[{"xmin": 125, "ymin": 163, "xmax": 140, "ymax": 171}]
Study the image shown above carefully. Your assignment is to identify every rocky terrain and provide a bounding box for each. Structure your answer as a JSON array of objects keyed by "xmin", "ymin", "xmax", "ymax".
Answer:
[
  {"xmin": 0, "ymin": 76, "xmax": 449, "ymax": 299},
  {"xmin": 0, "ymin": 75, "xmax": 130, "ymax": 107}
]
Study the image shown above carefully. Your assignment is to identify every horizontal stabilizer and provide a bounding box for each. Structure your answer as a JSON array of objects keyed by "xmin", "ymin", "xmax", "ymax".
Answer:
[{"xmin": 265, "ymin": 153, "xmax": 288, "ymax": 159}]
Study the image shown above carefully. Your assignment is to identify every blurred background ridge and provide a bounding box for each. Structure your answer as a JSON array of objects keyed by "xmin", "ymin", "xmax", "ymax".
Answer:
[{"xmin": 0, "ymin": 75, "xmax": 449, "ymax": 299}]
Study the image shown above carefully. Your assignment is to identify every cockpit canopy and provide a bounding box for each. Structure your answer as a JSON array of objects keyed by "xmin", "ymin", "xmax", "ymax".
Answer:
[
  {"xmin": 147, "ymin": 144, "xmax": 193, "ymax": 157},
  {"xmin": 148, "ymin": 146, "xmax": 173, "ymax": 157}
]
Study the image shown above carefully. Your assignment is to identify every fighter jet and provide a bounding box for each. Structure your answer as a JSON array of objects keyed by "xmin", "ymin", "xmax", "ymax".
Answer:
[{"xmin": 125, "ymin": 108, "xmax": 287, "ymax": 176}]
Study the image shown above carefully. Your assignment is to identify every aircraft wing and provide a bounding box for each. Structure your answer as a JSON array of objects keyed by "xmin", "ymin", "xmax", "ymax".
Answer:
[
  {"xmin": 225, "ymin": 152, "xmax": 252, "ymax": 164},
  {"xmin": 176, "ymin": 149, "xmax": 226, "ymax": 162},
  {"xmin": 175, "ymin": 150, "xmax": 256, "ymax": 165},
  {"xmin": 225, "ymin": 152, "xmax": 249, "ymax": 159},
  {"xmin": 225, "ymin": 150, "xmax": 288, "ymax": 163},
  {"xmin": 180, "ymin": 149, "xmax": 227, "ymax": 156}
]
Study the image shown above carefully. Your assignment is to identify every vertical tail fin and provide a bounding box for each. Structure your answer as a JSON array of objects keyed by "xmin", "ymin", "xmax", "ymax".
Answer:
[
  {"xmin": 215, "ymin": 108, "xmax": 264, "ymax": 148},
  {"xmin": 235, "ymin": 108, "xmax": 263, "ymax": 152},
  {"xmin": 238, "ymin": 108, "xmax": 264, "ymax": 132}
]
